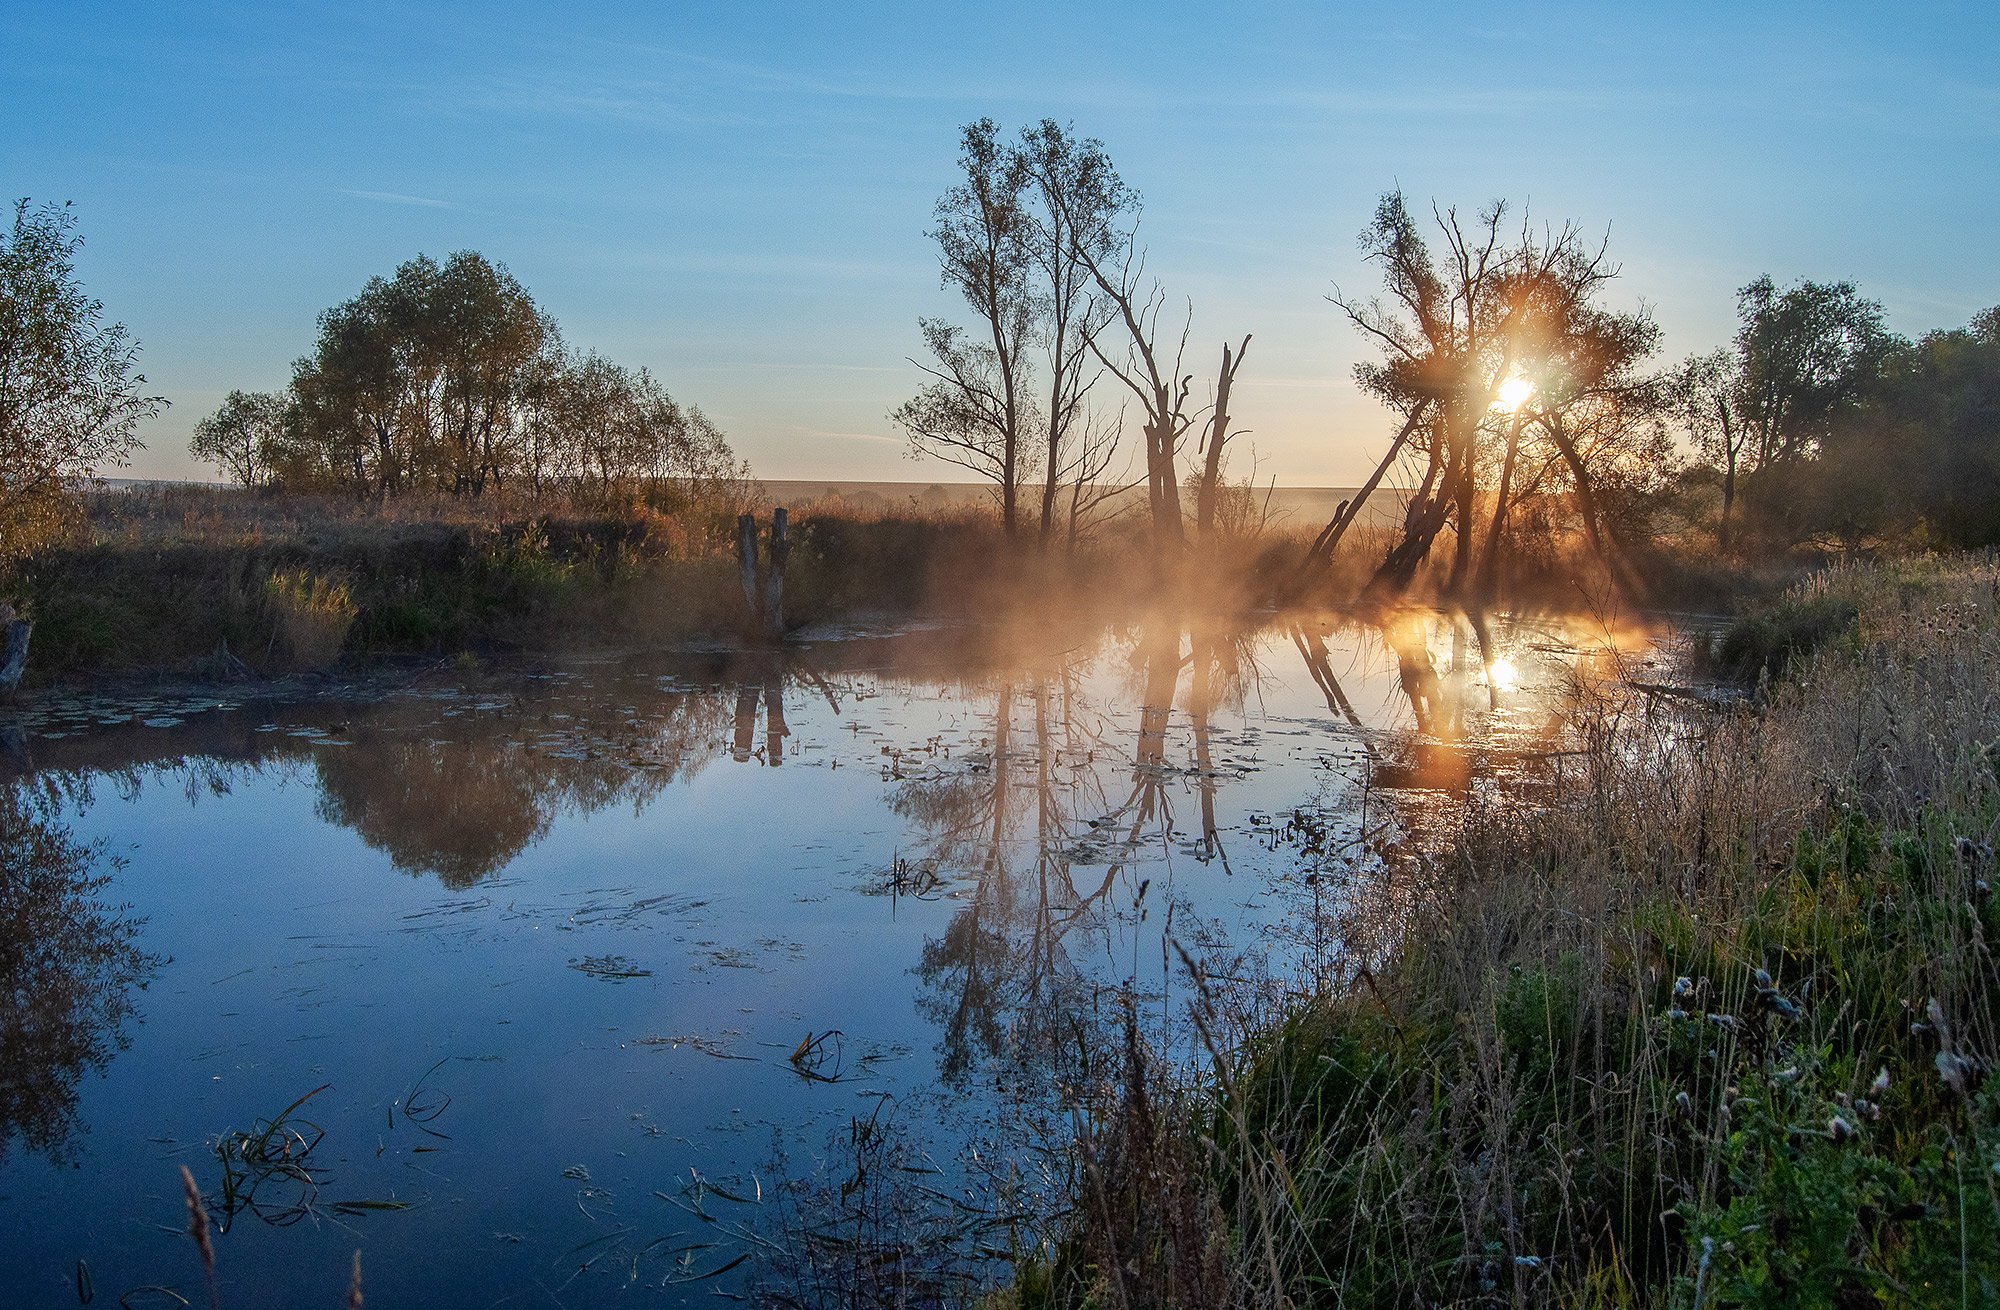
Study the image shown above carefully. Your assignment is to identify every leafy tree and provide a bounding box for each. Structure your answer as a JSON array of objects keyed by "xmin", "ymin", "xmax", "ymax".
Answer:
[
  {"xmin": 239, "ymin": 249, "xmax": 743, "ymax": 509},
  {"xmin": 1671, "ymin": 278, "xmax": 1900, "ymax": 548},
  {"xmin": 895, "ymin": 119, "xmax": 1038, "ymax": 537},
  {"xmin": 0, "ymin": 200, "xmax": 162, "ymax": 562},
  {"xmin": 1811, "ymin": 306, "xmax": 2000, "ymax": 546},
  {"xmin": 189, "ymin": 389, "xmax": 288, "ymax": 488},
  {"xmin": 1323, "ymin": 192, "xmax": 1657, "ymax": 604},
  {"xmin": 541, "ymin": 350, "xmax": 746, "ymax": 508},
  {"xmin": 1732, "ymin": 276, "xmax": 1892, "ymax": 536},
  {"xmin": 285, "ymin": 250, "xmax": 553, "ymax": 496}
]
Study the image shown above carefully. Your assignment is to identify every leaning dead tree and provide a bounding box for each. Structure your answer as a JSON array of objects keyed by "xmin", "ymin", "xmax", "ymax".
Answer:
[{"xmin": 1291, "ymin": 192, "xmax": 1663, "ymax": 610}]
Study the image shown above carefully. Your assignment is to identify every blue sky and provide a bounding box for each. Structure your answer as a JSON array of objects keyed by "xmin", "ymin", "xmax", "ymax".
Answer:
[{"xmin": 6, "ymin": 1, "xmax": 1995, "ymax": 483}]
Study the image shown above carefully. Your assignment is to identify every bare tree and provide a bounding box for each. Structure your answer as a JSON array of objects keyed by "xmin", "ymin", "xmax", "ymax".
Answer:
[
  {"xmin": 1059, "ymin": 404, "xmax": 1136, "ymax": 552},
  {"xmin": 901, "ymin": 119, "xmax": 1247, "ymax": 568},
  {"xmin": 1069, "ymin": 233, "xmax": 1201, "ymax": 563},
  {"xmin": 1016, "ymin": 120, "xmax": 1129, "ymax": 551}
]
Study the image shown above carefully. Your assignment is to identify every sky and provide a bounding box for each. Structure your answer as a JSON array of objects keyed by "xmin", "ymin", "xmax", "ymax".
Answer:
[{"xmin": 5, "ymin": 1, "xmax": 1996, "ymax": 485}]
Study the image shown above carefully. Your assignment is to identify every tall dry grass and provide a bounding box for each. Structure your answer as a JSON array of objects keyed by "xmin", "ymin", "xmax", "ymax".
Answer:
[
  {"xmin": 262, "ymin": 569, "xmax": 357, "ymax": 669},
  {"xmin": 1022, "ymin": 555, "xmax": 2000, "ymax": 1309}
]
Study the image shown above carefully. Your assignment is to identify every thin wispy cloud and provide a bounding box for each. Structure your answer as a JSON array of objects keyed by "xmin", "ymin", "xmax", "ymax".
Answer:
[{"xmin": 340, "ymin": 189, "xmax": 454, "ymax": 208}]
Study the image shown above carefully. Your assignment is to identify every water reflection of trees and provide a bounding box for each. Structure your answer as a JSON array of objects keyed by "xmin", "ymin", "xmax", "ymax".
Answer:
[
  {"xmin": 313, "ymin": 688, "xmax": 733, "ymax": 887},
  {"xmin": 0, "ymin": 788, "xmax": 162, "ymax": 1165},
  {"xmin": 7, "ymin": 673, "xmax": 736, "ymax": 890},
  {"xmin": 905, "ymin": 622, "xmax": 1264, "ymax": 1087},
  {"xmin": 902, "ymin": 607, "xmax": 1602, "ymax": 1093}
]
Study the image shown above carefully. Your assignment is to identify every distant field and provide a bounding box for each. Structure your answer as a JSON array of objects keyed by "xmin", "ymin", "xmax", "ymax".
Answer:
[
  {"xmin": 100, "ymin": 477, "xmax": 1414, "ymax": 531},
  {"xmin": 755, "ymin": 479, "xmax": 1411, "ymax": 529}
]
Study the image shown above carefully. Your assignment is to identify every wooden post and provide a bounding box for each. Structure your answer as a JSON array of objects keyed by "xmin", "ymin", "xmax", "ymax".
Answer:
[
  {"xmin": 736, "ymin": 513, "xmax": 761, "ymax": 628},
  {"xmin": 0, "ymin": 612, "xmax": 30, "ymax": 695},
  {"xmin": 764, "ymin": 507, "xmax": 789, "ymax": 637}
]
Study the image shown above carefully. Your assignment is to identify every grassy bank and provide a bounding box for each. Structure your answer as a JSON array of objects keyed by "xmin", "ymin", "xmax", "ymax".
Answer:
[
  {"xmin": 1023, "ymin": 556, "xmax": 2000, "ymax": 1309},
  {"xmin": 2, "ymin": 485, "xmax": 1822, "ymax": 688},
  {"xmin": 0, "ymin": 487, "xmax": 1060, "ymax": 685},
  {"xmin": 0, "ymin": 485, "xmax": 1360, "ymax": 687}
]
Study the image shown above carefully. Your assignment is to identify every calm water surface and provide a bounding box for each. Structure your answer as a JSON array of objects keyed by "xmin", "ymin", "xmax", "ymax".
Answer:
[{"xmin": 0, "ymin": 614, "xmax": 1654, "ymax": 1307}]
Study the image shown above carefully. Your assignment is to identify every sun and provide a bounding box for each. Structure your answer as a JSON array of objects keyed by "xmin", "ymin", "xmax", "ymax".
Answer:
[
  {"xmin": 1487, "ymin": 655, "xmax": 1519, "ymax": 691},
  {"xmin": 1494, "ymin": 376, "xmax": 1535, "ymax": 413}
]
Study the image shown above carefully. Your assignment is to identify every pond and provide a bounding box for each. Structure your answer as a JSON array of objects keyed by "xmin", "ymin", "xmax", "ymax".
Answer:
[{"xmin": 0, "ymin": 610, "xmax": 1660, "ymax": 1307}]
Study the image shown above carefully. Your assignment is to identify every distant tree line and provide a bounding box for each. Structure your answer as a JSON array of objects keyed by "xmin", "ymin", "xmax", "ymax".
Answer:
[
  {"xmin": 1678, "ymin": 282, "xmax": 1999, "ymax": 551},
  {"xmin": 192, "ymin": 251, "xmax": 748, "ymax": 509},
  {"xmin": 901, "ymin": 122, "xmax": 1998, "ymax": 586}
]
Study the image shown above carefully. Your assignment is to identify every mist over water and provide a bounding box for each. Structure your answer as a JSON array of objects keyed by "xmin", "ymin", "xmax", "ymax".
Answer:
[{"xmin": 0, "ymin": 611, "xmax": 1656, "ymax": 1305}]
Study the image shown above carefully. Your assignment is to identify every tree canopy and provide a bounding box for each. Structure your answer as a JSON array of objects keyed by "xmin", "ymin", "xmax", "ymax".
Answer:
[
  {"xmin": 1327, "ymin": 193, "xmax": 1672, "ymax": 604},
  {"xmin": 192, "ymin": 250, "xmax": 747, "ymax": 510}
]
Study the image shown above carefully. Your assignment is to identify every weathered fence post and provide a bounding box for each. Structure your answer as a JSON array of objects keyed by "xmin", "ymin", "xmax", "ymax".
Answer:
[
  {"xmin": 736, "ymin": 514, "xmax": 760, "ymax": 624},
  {"xmin": 764, "ymin": 507, "xmax": 789, "ymax": 637},
  {"xmin": 734, "ymin": 509, "xmax": 791, "ymax": 643},
  {"xmin": 0, "ymin": 607, "xmax": 31, "ymax": 696}
]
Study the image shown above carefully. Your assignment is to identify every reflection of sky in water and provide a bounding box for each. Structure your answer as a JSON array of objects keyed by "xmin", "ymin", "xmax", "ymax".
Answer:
[{"xmin": 0, "ymin": 614, "xmax": 1660, "ymax": 1305}]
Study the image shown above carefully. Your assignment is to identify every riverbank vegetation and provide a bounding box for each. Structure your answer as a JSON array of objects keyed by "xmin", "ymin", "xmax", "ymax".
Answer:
[{"xmin": 1009, "ymin": 555, "xmax": 2000, "ymax": 1309}]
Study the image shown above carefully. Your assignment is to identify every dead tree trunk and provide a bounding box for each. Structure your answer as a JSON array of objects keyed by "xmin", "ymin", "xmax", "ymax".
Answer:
[
  {"xmin": 1291, "ymin": 399, "xmax": 1432, "ymax": 599},
  {"xmin": 1195, "ymin": 336, "xmax": 1250, "ymax": 546}
]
